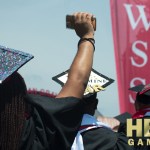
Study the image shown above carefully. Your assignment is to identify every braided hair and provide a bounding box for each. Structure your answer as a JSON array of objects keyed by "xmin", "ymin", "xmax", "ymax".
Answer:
[{"xmin": 0, "ymin": 72, "xmax": 27, "ymax": 150}]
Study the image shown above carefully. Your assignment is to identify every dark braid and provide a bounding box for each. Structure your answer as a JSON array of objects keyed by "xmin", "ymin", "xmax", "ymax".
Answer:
[{"xmin": 0, "ymin": 72, "xmax": 27, "ymax": 150}]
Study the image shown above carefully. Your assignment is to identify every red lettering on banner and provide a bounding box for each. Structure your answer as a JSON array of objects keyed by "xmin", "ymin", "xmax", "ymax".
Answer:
[
  {"xmin": 110, "ymin": 0, "xmax": 150, "ymax": 114},
  {"xmin": 131, "ymin": 40, "xmax": 148, "ymax": 67},
  {"xmin": 124, "ymin": 4, "xmax": 150, "ymax": 31}
]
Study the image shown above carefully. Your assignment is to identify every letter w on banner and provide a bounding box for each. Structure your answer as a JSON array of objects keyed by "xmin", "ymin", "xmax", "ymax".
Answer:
[{"xmin": 110, "ymin": 0, "xmax": 150, "ymax": 114}]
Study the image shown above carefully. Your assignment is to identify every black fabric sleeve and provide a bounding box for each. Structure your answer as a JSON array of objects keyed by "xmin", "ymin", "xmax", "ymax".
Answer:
[
  {"xmin": 19, "ymin": 94, "xmax": 84, "ymax": 150},
  {"xmin": 82, "ymin": 127, "xmax": 133, "ymax": 150}
]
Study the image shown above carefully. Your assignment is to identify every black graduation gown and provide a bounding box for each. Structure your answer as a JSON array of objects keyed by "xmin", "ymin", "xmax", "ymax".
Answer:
[
  {"xmin": 81, "ymin": 127, "xmax": 133, "ymax": 150},
  {"xmin": 19, "ymin": 94, "xmax": 84, "ymax": 150}
]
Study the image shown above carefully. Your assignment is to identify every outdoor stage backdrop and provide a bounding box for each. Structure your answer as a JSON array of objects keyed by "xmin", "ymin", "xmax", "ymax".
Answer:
[{"xmin": 110, "ymin": 0, "xmax": 150, "ymax": 114}]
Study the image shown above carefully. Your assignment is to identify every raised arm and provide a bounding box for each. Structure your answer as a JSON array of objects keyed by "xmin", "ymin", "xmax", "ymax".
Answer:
[{"xmin": 56, "ymin": 12, "xmax": 95, "ymax": 99}]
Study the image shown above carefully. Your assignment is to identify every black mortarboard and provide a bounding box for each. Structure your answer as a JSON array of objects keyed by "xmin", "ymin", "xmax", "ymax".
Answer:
[
  {"xmin": 52, "ymin": 68, "xmax": 114, "ymax": 96},
  {"xmin": 114, "ymin": 112, "xmax": 132, "ymax": 124},
  {"xmin": 0, "ymin": 45, "xmax": 34, "ymax": 84},
  {"xmin": 129, "ymin": 84, "xmax": 150, "ymax": 104}
]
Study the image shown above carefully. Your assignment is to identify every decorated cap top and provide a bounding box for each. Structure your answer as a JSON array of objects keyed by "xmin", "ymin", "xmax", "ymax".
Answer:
[
  {"xmin": 52, "ymin": 68, "xmax": 114, "ymax": 96},
  {"xmin": 0, "ymin": 45, "xmax": 34, "ymax": 84}
]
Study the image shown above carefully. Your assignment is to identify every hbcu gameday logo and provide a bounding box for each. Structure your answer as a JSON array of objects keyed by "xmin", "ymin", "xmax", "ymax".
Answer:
[{"xmin": 127, "ymin": 118, "xmax": 150, "ymax": 146}]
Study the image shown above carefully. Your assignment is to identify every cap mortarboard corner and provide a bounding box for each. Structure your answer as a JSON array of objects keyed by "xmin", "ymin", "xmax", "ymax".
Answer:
[
  {"xmin": 129, "ymin": 84, "xmax": 150, "ymax": 104},
  {"xmin": 0, "ymin": 45, "xmax": 34, "ymax": 84},
  {"xmin": 129, "ymin": 84, "xmax": 145, "ymax": 93}
]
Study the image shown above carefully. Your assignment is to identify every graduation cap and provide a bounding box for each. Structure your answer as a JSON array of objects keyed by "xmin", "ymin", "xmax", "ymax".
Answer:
[
  {"xmin": 52, "ymin": 68, "xmax": 114, "ymax": 96},
  {"xmin": 129, "ymin": 84, "xmax": 150, "ymax": 104},
  {"xmin": 114, "ymin": 112, "xmax": 132, "ymax": 124},
  {"xmin": 0, "ymin": 45, "xmax": 34, "ymax": 84}
]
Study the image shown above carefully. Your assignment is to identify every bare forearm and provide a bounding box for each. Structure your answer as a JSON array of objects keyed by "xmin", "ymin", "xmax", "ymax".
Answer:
[
  {"xmin": 69, "ymin": 40, "xmax": 94, "ymax": 91},
  {"xmin": 57, "ymin": 40, "xmax": 94, "ymax": 99},
  {"xmin": 56, "ymin": 12, "xmax": 95, "ymax": 99}
]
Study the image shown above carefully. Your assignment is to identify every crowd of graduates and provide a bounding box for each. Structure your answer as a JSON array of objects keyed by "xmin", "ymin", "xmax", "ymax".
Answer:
[{"xmin": 1, "ymin": 12, "xmax": 150, "ymax": 150}]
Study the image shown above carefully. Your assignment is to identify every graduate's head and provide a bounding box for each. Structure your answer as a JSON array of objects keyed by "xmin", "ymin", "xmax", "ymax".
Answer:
[
  {"xmin": 129, "ymin": 84, "xmax": 150, "ymax": 111},
  {"xmin": 82, "ymin": 93, "xmax": 98, "ymax": 116},
  {"xmin": 0, "ymin": 45, "xmax": 33, "ymax": 150},
  {"xmin": 0, "ymin": 71, "xmax": 27, "ymax": 96},
  {"xmin": 0, "ymin": 72, "xmax": 27, "ymax": 150}
]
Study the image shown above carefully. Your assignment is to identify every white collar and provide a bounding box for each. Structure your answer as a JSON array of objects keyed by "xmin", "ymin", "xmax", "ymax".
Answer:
[{"xmin": 71, "ymin": 114, "xmax": 111, "ymax": 150}]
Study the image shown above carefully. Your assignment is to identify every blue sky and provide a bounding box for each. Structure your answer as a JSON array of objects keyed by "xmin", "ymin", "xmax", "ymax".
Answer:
[{"xmin": 0, "ymin": 0, "xmax": 119, "ymax": 117}]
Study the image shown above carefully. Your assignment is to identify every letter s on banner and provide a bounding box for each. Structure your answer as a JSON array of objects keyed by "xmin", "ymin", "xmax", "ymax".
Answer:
[{"xmin": 110, "ymin": 0, "xmax": 150, "ymax": 114}]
